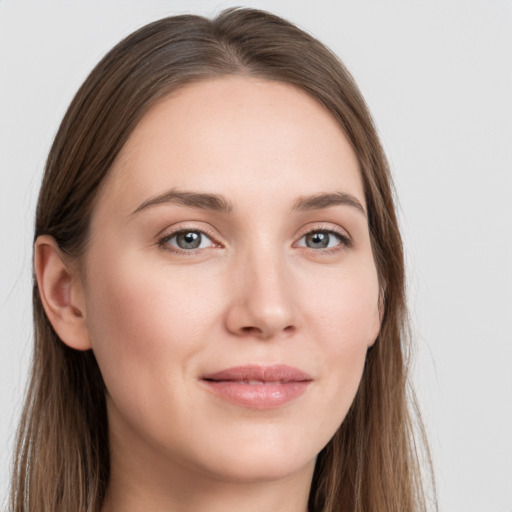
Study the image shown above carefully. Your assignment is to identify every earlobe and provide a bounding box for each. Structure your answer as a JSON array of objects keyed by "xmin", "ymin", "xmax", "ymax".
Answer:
[{"xmin": 34, "ymin": 235, "xmax": 92, "ymax": 351}]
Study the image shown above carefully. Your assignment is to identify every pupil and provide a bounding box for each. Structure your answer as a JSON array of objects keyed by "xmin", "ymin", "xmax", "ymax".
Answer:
[
  {"xmin": 178, "ymin": 231, "xmax": 201, "ymax": 249},
  {"xmin": 307, "ymin": 232, "xmax": 329, "ymax": 248}
]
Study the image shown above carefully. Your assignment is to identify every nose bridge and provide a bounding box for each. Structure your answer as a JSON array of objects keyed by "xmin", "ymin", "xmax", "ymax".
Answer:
[
  {"xmin": 249, "ymin": 242, "xmax": 290, "ymax": 307},
  {"xmin": 226, "ymin": 237, "xmax": 297, "ymax": 338}
]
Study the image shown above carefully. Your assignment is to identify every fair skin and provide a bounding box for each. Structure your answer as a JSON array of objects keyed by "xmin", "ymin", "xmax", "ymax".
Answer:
[{"xmin": 35, "ymin": 78, "xmax": 381, "ymax": 512}]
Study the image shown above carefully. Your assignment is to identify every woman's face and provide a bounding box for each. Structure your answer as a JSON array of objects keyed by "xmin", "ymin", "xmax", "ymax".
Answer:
[{"xmin": 80, "ymin": 78, "xmax": 381, "ymax": 484}]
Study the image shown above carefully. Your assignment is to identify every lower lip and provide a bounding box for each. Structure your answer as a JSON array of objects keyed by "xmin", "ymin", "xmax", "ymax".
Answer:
[{"xmin": 202, "ymin": 380, "xmax": 311, "ymax": 409}]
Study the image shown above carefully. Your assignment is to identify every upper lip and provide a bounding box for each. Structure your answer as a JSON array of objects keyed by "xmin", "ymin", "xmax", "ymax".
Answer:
[{"xmin": 201, "ymin": 364, "xmax": 312, "ymax": 383}]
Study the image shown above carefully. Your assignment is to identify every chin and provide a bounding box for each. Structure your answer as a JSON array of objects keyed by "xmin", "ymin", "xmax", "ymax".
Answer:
[
  {"xmin": 202, "ymin": 454, "xmax": 316, "ymax": 484},
  {"xmin": 187, "ymin": 430, "xmax": 321, "ymax": 483}
]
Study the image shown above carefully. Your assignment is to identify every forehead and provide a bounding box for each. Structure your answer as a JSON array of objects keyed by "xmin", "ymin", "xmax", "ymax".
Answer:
[{"xmin": 97, "ymin": 77, "xmax": 364, "ymax": 215}]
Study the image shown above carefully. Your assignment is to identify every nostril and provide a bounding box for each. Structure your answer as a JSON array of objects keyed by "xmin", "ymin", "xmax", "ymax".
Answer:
[
  {"xmin": 238, "ymin": 325, "xmax": 295, "ymax": 338},
  {"xmin": 240, "ymin": 326, "xmax": 262, "ymax": 335}
]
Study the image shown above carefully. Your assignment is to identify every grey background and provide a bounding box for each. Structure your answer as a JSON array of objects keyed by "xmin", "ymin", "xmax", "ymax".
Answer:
[{"xmin": 1, "ymin": 1, "xmax": 511, "ymax": 510}]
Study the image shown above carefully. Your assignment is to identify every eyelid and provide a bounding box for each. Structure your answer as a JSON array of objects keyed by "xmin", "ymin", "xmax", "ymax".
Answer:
[
  {"xmin": 155, "ymin": 221, "xmax": 351, "ymax": 255},
  {"xmin": 157, "ymin": 223, "xmax": 223, "ymax": 253},
  {"xmin": 295, "ymin": 222, "xmax": 351, "ymax": 240},
  {"xmin": 293, "ymin": 223, "xmax": 352, "ymax": 250}
]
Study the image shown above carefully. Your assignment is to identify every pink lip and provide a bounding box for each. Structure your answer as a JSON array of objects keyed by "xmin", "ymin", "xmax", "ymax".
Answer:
[{"xmin": 201, "ymin": 365, "xmax": 312, "ymax": 409}]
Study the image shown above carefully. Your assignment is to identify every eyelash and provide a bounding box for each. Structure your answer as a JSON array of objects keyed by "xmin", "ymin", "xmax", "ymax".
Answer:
[
  {"xmin": 294, "ymin": 227, "xmax": 352, "ymax": 253},
  {"xmin": 158, "ymin": 226, "xmax": 351, "ymax": 255},
  {"xmin": 158, "ymin": 226, "xmax": 220, "ymax": 254}
]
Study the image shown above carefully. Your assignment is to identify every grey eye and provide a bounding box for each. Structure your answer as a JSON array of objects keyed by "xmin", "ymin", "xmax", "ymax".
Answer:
[
  {"xmin": 297, "ymin": 230, "xmax": 345, "ymax": 249},
  {"xmin": 306, "ymin": 232, "xmax": 329, "ymax": 248},
  {"xmin": 176, "ymin": 231, "xmax": 202, "ymax": 249},
  {"xmin": 165, "ymin": 230, "xmax": 214, "ymax": 250}
]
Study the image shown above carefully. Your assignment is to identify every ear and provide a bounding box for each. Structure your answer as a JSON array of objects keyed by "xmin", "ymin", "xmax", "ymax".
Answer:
[{"xmin": 34, "ymin": 235, "xmax": 92, "ymax": 351}]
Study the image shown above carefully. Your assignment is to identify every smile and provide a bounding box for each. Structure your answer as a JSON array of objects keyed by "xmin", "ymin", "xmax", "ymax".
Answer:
[{"xmin": 201, "ymin": 364, "xmax": 312, "ymax": 409}]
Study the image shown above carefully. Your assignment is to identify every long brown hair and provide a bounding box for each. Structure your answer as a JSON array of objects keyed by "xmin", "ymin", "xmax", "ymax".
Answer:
[{"xmin": 10, "ymin": 8, "xmax": 435, "ymax": 512}]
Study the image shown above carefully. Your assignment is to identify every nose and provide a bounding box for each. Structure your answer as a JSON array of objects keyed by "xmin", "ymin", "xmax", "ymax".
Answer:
[{"xmin": 224, "ymin": 249, "xmax": 298, "ymax": 340}]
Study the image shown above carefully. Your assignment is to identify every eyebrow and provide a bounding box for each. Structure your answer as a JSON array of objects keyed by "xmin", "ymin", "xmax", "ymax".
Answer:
[
  {"xmin": 293, "ymin": 192, "xmax": 366, "ymax": 217},
  {"xmin": 131, "ymin": 189, "xmax": 234, "ymax": 215},
  {"xmin": 131, "ymin": 189, "xmax": 366, "ymax": 217}
]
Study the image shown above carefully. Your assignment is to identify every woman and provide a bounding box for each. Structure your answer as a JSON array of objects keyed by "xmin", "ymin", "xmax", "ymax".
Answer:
[{"xmin": 10, "ymin": 7, "xmax": 434, "ymax": 512}]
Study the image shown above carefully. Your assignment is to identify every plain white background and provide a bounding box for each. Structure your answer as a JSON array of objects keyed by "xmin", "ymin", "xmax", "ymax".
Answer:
[{"xmin": 0, "ymin": 1, "xmax": 511, "ymax": 510}]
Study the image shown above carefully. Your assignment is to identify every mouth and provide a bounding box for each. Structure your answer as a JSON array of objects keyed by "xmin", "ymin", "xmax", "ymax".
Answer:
[{"xmin": 200, "ymin": 364, "xmax": 312, "ymax": 409}]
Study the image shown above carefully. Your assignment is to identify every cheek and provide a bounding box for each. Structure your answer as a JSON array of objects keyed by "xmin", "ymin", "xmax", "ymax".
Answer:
[
  {"xmin": 86, "ymin": 251, "xmax": 215, "ymax": 343},
  {"xmin": 82, "ymin": 255, "xmax": 216, "ymax": 412},
  {"xmin": 300, "ymin": 260, "xmax": 380, "ymax": 427},
  {"xmin": 304, "ymin": 258, "xmax": 380, "ymax": 349}
]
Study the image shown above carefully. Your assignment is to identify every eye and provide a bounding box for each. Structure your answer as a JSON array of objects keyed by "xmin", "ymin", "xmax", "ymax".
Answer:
[
  {"xmin": 161, "ymin": 230, "xmax": 216, "ymax": 251},
  {"xmin": 296, "ymin": 230, "xmax": 349, "ymax": 250}
]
